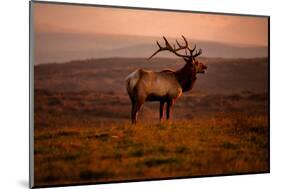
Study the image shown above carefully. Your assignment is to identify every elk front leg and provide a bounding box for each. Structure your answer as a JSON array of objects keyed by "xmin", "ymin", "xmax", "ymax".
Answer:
[
  {"xmin": 166, "ymin": 99, "xmax": 174, "ymax": 121},
  {"xmin": 159, "ymin": 100, "xmax": 165, "ymax": 122}
]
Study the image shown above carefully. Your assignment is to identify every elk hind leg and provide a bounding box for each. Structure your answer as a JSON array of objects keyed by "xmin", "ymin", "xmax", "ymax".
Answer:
[
  {"xmin": 131, "ymin": 100, "xmax": 137, "ymax": 124},
  {"xmin": 131, "ymin": 97, "xmax": 145, "ymax": 125}
]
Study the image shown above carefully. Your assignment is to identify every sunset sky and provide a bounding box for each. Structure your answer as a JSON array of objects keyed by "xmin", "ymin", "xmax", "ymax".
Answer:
[
  {"xmin": 33, "ymin": 2, "xmax": 268, "ymax": 46},
  {"xmin": 32, "ymin": 2, "xmax": 268, "ymax": 63}
]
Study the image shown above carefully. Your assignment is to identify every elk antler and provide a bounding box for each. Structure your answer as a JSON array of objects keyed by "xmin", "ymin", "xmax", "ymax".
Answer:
[
  {"xmin": 148, "ymin": 35, "xmax": 202, "ymax": 60},
  {"xmin": 148, "ymin": 36, "xmax": 188, "ymax": 60},
  {"xmin": 193, "ymin": 48, "xmax": 202, "ymax": 57}
]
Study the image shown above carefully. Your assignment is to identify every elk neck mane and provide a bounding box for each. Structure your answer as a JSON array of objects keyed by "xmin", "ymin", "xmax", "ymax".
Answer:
[{"xmin": 174, "ymin": 60, "xmax": 197, "ymax": 92}]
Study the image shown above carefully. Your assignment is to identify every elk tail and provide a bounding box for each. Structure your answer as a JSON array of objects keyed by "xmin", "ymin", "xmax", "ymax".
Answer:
[{"xmin": 125, "ymin": 69, "xmax": 140, "ymax": 96}]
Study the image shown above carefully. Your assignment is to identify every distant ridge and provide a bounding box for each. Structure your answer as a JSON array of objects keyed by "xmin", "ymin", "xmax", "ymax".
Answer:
[
  {"xmin": 35, "ymin": 57, "xmax": 268, "ymax": 94},
  {"xmin": 35, "ymin": 33, "xmax": 268, "ymax": 64}
]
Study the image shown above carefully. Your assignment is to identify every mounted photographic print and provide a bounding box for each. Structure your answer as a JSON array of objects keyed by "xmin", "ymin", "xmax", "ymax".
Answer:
[{"xmin": 29, "ymin": 1, "xmax": 270, "ymax": 188}]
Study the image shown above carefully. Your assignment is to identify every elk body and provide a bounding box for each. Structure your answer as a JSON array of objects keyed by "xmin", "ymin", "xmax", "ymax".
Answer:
[{"xmin": 126, "ymin": 36, "xmax": 207, "ymax": 124}]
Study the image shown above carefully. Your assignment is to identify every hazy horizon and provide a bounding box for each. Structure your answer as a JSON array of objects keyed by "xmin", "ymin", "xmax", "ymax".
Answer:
[{"xmin": 34, "ymin": 32, "xmax": 268, "ymax": 64}]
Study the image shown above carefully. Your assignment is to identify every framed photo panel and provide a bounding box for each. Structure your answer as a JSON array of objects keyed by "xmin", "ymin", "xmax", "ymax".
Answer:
[{"xmin": 29, "ymin": 1, "xmax": 269, "ymax": 188}]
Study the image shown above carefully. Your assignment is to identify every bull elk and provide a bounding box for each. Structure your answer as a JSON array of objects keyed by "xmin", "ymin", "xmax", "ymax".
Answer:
[{"xmin": 126, "ymin": 36, "xmax": 207, "ymax": 124}]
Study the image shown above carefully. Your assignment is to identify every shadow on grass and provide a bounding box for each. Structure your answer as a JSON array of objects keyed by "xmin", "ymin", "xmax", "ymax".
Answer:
[
  {"xmin": 79, "ymin": 170, "xmax": 113, "ymax": 180},
  {"xmin": 143, "ymin": 157, "xmax": 179, "ymax": 167}
]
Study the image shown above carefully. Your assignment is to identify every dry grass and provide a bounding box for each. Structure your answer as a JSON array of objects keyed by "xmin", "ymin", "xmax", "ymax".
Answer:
[{"xmin": 34, "ymin": 90, "xmax": 269, "ymax": 186}]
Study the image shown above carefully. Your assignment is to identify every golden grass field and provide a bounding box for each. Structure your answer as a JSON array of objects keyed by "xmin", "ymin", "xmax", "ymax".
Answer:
[
  {"xmin": 33, "ymin": 57, "xmax": 269, "ymax": 187},
  {"xmin": 34, "ymin": 90, "xmax": 269, "ymax": 187}
]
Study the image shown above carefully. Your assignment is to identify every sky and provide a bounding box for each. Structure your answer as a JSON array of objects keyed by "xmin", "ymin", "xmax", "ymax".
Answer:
[
  {"xmin": 32, "ymin": 2, "xmax": 268, "ymax": 63},
  {"xmin": 33, "ymin": 2, "xmax": 268, "ymax": 46}
]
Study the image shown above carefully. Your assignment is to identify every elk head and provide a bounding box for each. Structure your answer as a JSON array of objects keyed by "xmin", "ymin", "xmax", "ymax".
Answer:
[{"xmin": 148, "ymin": 35, "xmax": 207, "ymax": 74}]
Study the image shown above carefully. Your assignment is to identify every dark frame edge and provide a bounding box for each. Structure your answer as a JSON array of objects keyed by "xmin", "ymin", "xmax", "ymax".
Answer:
[
  {"xmin": 29, "ymin": 1, "xmax": 35, "ymax": 188},
  {"xmin": 32, "ymin": 171, "xmax": 269, "ymax": 189},
  {"xmin": 31, "ymin": 0, "xmax": 269, "ymax": 18},
  {"xmin": 268, "ymin": 16, "xmax": 270, "ymax": 173}
]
